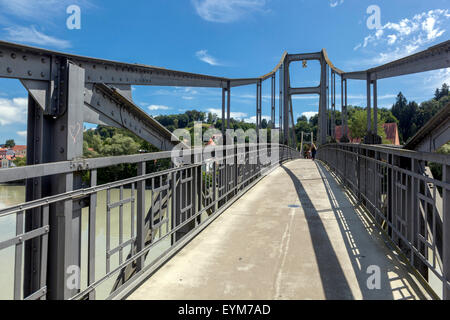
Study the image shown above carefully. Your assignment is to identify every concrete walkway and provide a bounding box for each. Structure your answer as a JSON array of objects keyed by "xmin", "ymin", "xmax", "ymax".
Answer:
[{"xmin": 128, "ymin": 160, "xmax": 430, "ymax": 300}]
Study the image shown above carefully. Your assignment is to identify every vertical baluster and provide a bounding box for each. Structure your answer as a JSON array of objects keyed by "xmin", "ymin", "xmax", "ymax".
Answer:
[
  {"xmin": 40, "ymin": 205, "xmax": 49, "ymax": 300},
  {"xmin": 131, "ymin": 182, "xmax": 135, "ymax": 242},
  {"xmin": 136, "ymin": 162, "xmax": 146, "ymax": 271},
  {"xmin": 119, "ymin": 186, "xmax": 124, "ymax": 265},
  {"xmin": 106, "ymin": 189, "xmax": 111, "ymax": 274},
  {"xmin": 88, "ymin": 170, "xmax": 97, "ymax": 299},
  {"xmin": 14, "ymin": 210, "xmax": 24, "ymax": 300}
]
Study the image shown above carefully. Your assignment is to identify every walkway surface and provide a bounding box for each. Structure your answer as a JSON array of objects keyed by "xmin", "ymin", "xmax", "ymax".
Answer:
[{"xmin": 128, "ymin": 159, "xmax": 430, "ymax": 300}]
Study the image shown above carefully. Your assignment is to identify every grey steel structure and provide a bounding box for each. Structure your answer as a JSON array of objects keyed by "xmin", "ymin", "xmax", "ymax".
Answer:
[{"xmin": 0, "ymin": 39, "xmax": 449, "ymax": 300}]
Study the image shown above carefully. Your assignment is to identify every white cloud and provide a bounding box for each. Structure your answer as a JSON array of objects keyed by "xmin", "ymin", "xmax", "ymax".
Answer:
[
  {"xmin": 0, "ymin": 97, "xmax": 28, "ymax": 126},
  {"xmin": 0, "ymin": 0, "xmax": 91, "ymax": 21},
  {"xmin": 16, "ymin": 130, "xmax": 27, "ymax": 137},
  {"xmin": 3, "ymin": 25, "xmax": 71, "ymax": 49},
  {"xmin": 354, "ymin": 9, "xmax": 450, "ymax": 65},
  {"xmin": 196, "ymin": 50, "xmax": 222, "ymax": 66},
  {"xmin": 423, "ymin": 68, "xmax": 450, "ymax": 90},
  {"xmin": 148, "ymin": 105, "xmax": 170, "ymax": 111},
  {"xmin": 192, "ymin": 0, "xmax": 267, "ymax": 23},
  {"xmin": 243, "ymin": 115, "xmax": 271, "ymax": 123},
  {"xmin": 301, "ymin": 111, "xmax": 318, "ymax": 119},
  {"xmin": 330, "ymin": 0, "xmax": 344, "ymax": 8},
  {"xmin": 207, "ymin": 108, "xmax": 247, "ymax": 119}
]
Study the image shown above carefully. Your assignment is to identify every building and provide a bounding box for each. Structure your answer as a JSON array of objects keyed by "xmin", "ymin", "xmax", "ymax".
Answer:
[
  {"xmin": 335, "ymin": 123, "xmax": 400, "ymax": 145},
  {"xmin": 12, "ymin": 145, "xmax": 27, "ymax": 157},
  {"xmin": 0, "ymin": 145, "xmax": 27, "ymax": 168}
]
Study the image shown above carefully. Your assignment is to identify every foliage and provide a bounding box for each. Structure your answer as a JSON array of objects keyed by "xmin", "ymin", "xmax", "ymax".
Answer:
[
  {"xmin": 5, "ymin": 139, "xmax": 15, "ymax": 148},
  {"xmin": 392, "ymin": 84, "xmax": 449, "ymax": 144},
  {"xmin": 13, "ymin": 156, "xmax": 27, "ymax": 167}
]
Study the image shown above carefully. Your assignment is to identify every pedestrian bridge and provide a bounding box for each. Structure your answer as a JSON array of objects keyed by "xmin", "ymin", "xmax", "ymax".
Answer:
[
  {"xmin": 0, "ymin": 39, "xmax": 449, "ymax": 300},
  {"xmin": 127, "ymin": 159, "xmax": 429, "ymax": 300}
]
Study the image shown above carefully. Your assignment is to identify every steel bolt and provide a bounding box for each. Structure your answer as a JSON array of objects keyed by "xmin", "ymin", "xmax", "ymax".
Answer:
[
  {"xmin": 7, "ymin": 67, "xmax": 12, "ymax": 73},
  {"xmin": 11, "ymin": 53, "xmax": 16, "ymax": 59}
]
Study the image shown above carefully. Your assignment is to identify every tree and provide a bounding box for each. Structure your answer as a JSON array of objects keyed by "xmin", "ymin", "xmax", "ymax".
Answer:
[
  {"xmin": 13, "ymin": 156, "xmax": 26, "ymax": 167},
  {"xmin": 5, "ymin": 139, "xmax": 15, "ymax": 148},
  {"xmin": 348, "ymin": 108, "xmax": 388, "ymax": 143},
  {"xmin": 261, "ymin": 118, "xmax": 268, "ymax": 129}
]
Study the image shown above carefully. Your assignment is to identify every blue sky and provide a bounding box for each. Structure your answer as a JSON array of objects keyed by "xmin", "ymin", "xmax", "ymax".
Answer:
[{"xmin": 0, "ymin": 0, "xmax": 449, "ymax": 145}]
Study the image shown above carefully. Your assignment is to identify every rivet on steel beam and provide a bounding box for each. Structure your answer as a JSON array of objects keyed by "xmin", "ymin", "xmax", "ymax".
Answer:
[
  {"xmin": 18, "ymin": 237, "xmax": 23, "ymax": 243},
  {"xmin": 23, "ymin": 55, "xmax": 27, "ymax": 61},
  {"xmin": 7, "ymin": 67, "xmax": 12, "ymax": 73},
  {"xmin": 60, "ymin": 147, "xmax": 65, "ymax": 153},
  {"xmin": 11, "ymin": 53, "xmax": 16, "ymax": 59},
  {"xmin": 41, "ymin": 72, "xmax": 45, "ymax": 77},
  {"xmin": 28, "ymin": 70, "xmax": 32, "ymax": 76}
]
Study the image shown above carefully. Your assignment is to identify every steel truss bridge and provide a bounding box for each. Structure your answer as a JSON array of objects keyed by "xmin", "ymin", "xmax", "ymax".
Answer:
[{"xmin": 0, "ymin": 39, "xmax": 449, "ymax": 300}]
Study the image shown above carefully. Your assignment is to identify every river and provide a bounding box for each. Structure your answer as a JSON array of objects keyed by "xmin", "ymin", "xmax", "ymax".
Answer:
[{"xmin": 0, "ymin": 184, "xmax": 171, "ymax": 299}]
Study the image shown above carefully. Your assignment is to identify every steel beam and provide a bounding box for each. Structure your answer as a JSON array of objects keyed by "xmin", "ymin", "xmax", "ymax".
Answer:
[
  {"xmin": 287, "ymin": 52, "xmax": 322, "ymax": 62},
  {"xmin": 84, "ymin": 83, "xmax": 180, "ymax": 151},
  {"xmin": 47, "ymin": 62, "xmax": 85, "ymax": 300},
  {"xmin": 289, "ymin": 86, "xmax": 321, "ymax": 95},
  {"xmin": 24, "ymin": 95, "xmax": 44, "ymax": 297},
  {"xmin": 318, "ymin": 56, "xmax": 328, "ymax": 145},
  {"xmin": 343, "ymin": 41, "xmax": 450, "ymax": 80}
]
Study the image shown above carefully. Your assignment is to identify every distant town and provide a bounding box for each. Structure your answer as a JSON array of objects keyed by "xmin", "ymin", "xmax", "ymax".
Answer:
[{"xmin": 0, "ymin": 140, "xmax": 26, "ymax": 169}]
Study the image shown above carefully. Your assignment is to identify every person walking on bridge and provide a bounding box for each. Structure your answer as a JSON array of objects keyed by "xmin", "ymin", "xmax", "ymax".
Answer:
[{"xmin": 310, "ymin": 143, "xmax": 317, "ymax": 161}]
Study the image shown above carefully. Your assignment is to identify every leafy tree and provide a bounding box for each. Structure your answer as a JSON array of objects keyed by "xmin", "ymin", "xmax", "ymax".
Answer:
[
  {"xmin": 261, "ymin": 118, "xmax": 268, "ymax": 129},
  {"xmin": 5, "ymin": 139, "xmax": 15, "ymax": 148},
  {"xmin": 348, "ymin": 108, "xmax": 388, "ymax": 143},
  {"xmin": 13, "ymin": 156, "xmax": 26, "ymax": 167}
]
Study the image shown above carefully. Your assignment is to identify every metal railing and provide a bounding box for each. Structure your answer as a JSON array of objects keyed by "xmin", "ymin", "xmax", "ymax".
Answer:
[
  {"xmin": 317, "ymin": 143, "xmax": 450, "ymax": 299},
  {"xmin": 0, "ymin": 143, "xmax": 300, "ymax": 300}
]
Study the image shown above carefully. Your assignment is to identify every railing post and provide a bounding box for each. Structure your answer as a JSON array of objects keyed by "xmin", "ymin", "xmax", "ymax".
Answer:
[
  {"xmin": 136, "ymin": 162, "xmax": 146, "ymax": 271},
  {"xmin": 87, "ymin": 169, "xmax": 97, "ymax": 300},
  {"xmin": 444, "ymin": 164, "xmax": 450, "ymax": 300},
  {"xmin": 47, "ymin": 62, "xmax": 85, "ymax": 300}
]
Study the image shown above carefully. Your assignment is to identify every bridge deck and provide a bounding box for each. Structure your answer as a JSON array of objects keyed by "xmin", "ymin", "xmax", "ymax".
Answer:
[{"xmin": 127, "ymin": 160, "xmax": 430, "ymax": 300}]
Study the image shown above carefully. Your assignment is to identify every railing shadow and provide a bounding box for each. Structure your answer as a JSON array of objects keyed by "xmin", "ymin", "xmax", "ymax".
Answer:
[
  {"xmin": 312, "ymin": 160, "xmax": 426, "ymax": 300},
  {"xmin": 280, "ymin": 163, "xmax": 355, "ymax": 299}
]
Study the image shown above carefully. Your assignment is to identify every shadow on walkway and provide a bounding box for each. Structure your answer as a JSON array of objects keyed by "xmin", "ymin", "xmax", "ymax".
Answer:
[{"xmin": 282, "ymin": 161, "xmax": 426, "ymax": 300}]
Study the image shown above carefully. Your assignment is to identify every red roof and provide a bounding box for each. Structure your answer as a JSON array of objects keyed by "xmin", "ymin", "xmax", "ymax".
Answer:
[
  {"xmin": 12, "ymin": 145, "xmax": 26, "ymax": 151},
  {"xmin": 335, "ymin": 123, "xmax": 400, "ymax": 145}
]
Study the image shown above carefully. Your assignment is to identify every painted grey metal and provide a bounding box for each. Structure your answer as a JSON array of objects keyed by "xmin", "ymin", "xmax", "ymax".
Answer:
[
  {"xmin": 366, "ymin": 73, "xmax": 372, "ymax": 134},
  {"xmin": 373, "ymin": 79, "xmax": 378, "ymax": 134},
  {"xmin": 318, "ymin": 143, "xmax": 450, "ymax": 299},
  {"xmin": 318, "ymin": 56, "xmax": 327, "ymax": 145},
  {"xmin": 88, "ymin": 170, "xmax": 97, "ymax": 300},
  {"xmin": 289, "ymin": 86, "xmax": 321, "ymax": 95},
  {"xmin": 1, "ymin": 38, "xmax": 450, "ymax": 301},
  {"xmin": 343, "ymin": 41, "xmax": 450, "ymax": 80}
]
